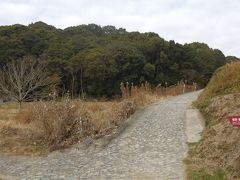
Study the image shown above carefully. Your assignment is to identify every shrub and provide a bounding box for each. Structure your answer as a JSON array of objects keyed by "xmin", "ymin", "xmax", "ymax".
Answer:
[{"xmin": 31, "ymin": 97, "xmax": 91, "ymax": 148}]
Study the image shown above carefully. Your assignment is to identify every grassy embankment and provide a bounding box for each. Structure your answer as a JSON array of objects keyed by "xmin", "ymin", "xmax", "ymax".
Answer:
[
  {"xmin": 0, "ymin": 82, "xmax": 195, "ymax": 155},
  {"xmin": 186, "ymin": 62, "xmax": 240, "ymax": 180}
]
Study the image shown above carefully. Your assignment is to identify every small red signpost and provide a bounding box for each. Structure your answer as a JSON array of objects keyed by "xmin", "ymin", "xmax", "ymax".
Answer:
[{"xmin": 229, "ymin": 116, "xmax": 240, "ymax": 126}]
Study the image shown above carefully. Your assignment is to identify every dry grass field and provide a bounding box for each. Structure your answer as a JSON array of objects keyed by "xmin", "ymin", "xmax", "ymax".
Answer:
[{"xmin": 0, "ymin": 82, "xmax": 195, "ymax": 155}]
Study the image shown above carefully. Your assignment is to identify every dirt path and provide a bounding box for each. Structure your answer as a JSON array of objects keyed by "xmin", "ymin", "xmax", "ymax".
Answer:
[{"xmin": 0, "ymin": 91, "xmax": 201, "ymax": 180}]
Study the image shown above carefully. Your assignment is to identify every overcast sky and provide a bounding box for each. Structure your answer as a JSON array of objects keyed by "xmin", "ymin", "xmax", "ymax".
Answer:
[{"xmin": 0, "ymin": 0, "xmax": 239, "ymax": 57}]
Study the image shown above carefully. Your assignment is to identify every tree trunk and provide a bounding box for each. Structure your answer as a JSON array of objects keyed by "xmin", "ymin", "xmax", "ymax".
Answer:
[
  {"xmin": 80, "ymin": 66, "xmax": 84, "ymax": 99},
  {"xmin": 71, "ymin": 71, "xmax": 75, "ymax": 99},
  {"xmin": 18, "ymin": 101, "xmax": 22, "ymax": 112}
]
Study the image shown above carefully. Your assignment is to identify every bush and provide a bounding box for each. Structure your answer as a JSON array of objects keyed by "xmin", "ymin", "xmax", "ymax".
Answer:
[{"xmin": 31, "ymin": 97, "xmax": 91, "ymax": 148}]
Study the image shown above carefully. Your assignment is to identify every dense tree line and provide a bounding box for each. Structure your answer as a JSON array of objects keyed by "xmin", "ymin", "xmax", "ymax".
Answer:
[{"xmin": 0, "ymin": 21, "xmax": 226, "ymax": 98}]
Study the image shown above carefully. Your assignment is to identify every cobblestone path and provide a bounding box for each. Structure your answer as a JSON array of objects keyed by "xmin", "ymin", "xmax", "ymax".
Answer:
[{"xmin": 0, "ymin": 91, "xmax": 200, "ymax": 180}]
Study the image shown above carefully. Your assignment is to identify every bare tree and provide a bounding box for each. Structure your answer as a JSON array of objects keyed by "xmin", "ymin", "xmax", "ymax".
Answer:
[{"xmin": 0, "ymin": 56, "xmax": 59, "ymax": 109}]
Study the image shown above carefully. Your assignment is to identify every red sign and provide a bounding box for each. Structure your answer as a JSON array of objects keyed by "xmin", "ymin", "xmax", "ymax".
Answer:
[{"xmin": 229, "ymin": 116, "xmax": 240, "ymax": 126}]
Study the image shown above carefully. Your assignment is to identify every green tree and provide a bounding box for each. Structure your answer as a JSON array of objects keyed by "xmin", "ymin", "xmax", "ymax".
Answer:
[{"xmin": 143, "ymin": 63, "xmax": 155, "ymax": 82}]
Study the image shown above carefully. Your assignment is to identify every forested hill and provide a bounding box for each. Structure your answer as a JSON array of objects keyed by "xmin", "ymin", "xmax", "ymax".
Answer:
[{"xmin": 0, "ymin": 21, "xmax": 227, "ymax": 97}]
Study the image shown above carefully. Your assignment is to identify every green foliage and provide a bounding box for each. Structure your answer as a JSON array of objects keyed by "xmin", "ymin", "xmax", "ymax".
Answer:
[
  {"xmin": 189, "ymin": 170, "xmax": 225, "ymax": 180},
  {"xmin": 143, "ymin": 63, "xmax": 155, "ymax": 82},
  {"xmin": 0, "ymin": 22, "xmax": 227, "ymax": 97}
]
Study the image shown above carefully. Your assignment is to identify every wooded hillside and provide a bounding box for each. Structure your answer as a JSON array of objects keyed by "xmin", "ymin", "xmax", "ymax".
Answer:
[{"xmin": 0, "ymin": 22, "xmax": 226, "ymax": 98}]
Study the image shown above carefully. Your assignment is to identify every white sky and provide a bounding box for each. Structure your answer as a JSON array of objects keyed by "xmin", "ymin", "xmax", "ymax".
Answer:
[{"xmin": 0, "ymin": 0, "xmax": 240, "ymax": 57}]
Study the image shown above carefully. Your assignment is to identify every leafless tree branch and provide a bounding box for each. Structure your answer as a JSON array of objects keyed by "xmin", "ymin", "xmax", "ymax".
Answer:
[{"xmin": 0, "ymin": 56, "xmax": 60, "ymax": 109}]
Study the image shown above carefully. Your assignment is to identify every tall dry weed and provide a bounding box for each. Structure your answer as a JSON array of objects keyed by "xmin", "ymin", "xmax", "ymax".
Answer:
[
  {"xmin": 31, "ymin": 96, "xmax": 92, "ymax": 148},
  {"xmin": 120, "ymin": 81, "xmax": 196, "ymax": 106}
]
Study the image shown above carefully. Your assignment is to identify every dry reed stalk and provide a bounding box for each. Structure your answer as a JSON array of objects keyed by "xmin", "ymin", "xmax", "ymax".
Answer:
[{"xmin": 121, "ymin": 81, "xmax": 197, "ymax": 107}]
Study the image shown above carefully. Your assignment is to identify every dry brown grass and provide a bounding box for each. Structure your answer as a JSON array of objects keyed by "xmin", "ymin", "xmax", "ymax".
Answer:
[
  {"xmin": 196, "ymin": 61, "xmax": 240, "ymax": 108},
  {"xmin": 0, "ymin": 81, "xmax": 196, "ymax": 155},
  {"xmin": 186, "ymin": 62, "xmax": 240, "ymax": 179},
  {"xmin": 120, "ymin": 81, "xmax": 196, "ymax": 106},
  {"xmin": 187, "ymin": 94, "xmax": 240, "ymax": 180},
  {"xmin": 0, "ymin": 98, "xmax": 136, "ymax": 155}
]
